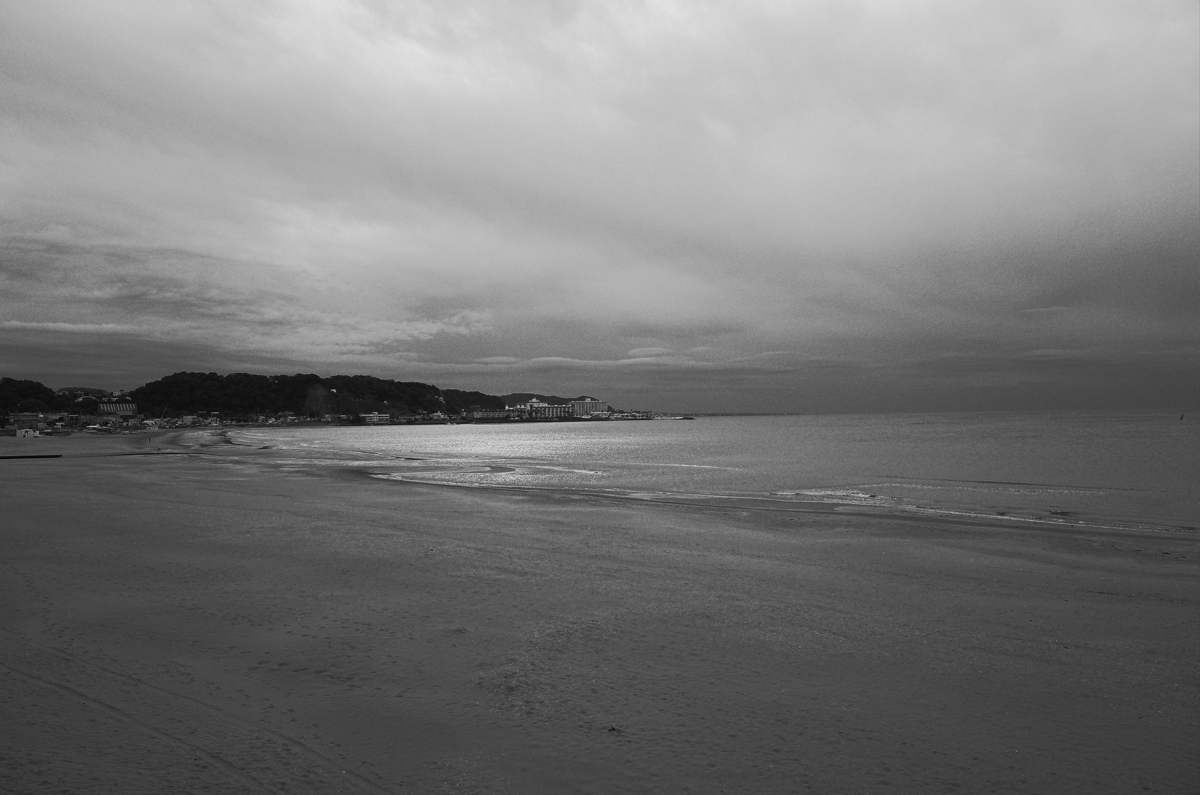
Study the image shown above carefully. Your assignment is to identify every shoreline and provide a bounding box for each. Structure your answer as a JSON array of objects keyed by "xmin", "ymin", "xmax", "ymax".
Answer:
[
  {"xmin": 6, "ymin": 427, "xmax": 1194, "ymax": 538},
  {"xmin": 3, "ymin": 428, "xmax": 1198, "ymax": 792},
  {"xmin": 221, "ymin": 426, "xmax": 1200, "ymax": 537}
]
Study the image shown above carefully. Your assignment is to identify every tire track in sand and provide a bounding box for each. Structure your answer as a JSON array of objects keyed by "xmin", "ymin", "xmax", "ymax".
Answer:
[
  {"xmin": 41, "ymin": 643, "xmax": 396, "ymax": 795},
  {"xmin": 0, "ymin": 660, "xmax": 275, "ymax": 793},
  {"xmin": 0, "ymin": 637, "xmax": 397, "ymax": 794}
]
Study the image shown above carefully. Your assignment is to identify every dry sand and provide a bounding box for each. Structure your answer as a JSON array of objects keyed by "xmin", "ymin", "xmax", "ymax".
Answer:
[{"xmin": 1, "ymin": 431, "xmax": 1197, "ymax": 794}]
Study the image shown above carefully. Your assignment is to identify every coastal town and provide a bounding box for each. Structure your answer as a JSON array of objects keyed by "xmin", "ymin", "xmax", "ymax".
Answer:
[{"xmin": 0, "ymin": 376, "xmax": 687, "ymax": 435}]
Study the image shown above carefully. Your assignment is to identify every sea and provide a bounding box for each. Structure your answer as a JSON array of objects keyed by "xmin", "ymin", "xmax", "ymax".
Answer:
[{"xmin": 225, "ymin": 411, "xmax": 1198, "ymax": 533}]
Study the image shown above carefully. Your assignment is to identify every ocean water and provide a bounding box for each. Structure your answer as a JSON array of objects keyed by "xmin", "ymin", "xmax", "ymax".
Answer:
[{"xmin": 229, "ymin": 412, "xmax": 1199, "ymax": 532}]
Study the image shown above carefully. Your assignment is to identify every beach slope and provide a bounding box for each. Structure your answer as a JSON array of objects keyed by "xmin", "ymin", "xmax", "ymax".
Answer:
[{"xmin": 2, "ymin": 433, "xmax": 1197, "ymax": 793}]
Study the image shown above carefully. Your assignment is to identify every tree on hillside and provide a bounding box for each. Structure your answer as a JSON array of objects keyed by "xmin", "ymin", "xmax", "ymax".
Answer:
[
  {"xmin": 442, "ymin": 389, "xmax": 506, "ymax": 413},
  {"xmin": 321, "ymin": 375, "xmax": 445, "ymax": 415},
  {"xmin": 0, "ymin": 378, "xmax": 56, "ymax": 414}
]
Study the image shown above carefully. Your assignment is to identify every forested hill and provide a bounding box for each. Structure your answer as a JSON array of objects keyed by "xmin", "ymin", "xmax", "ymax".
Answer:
[
  {"xmin": 0, "ymin": 377, "xmax": 61, "ymax": 413},
  {"xmin": 4, "ymin": 371, "xmax": 553, "ymax": 418},
  {"xmin": 125, "ymin": 372, "xmax": 506, "ymax": 417}
]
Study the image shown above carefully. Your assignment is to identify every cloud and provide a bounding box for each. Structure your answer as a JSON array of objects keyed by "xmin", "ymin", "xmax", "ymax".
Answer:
[
  {"xmin": 0, "ymin": 0, "xmax": 1196, "ymax": 409},
  {"xmin": 0, "ymin": 320, "xmax": 141, "ymax": 334}
]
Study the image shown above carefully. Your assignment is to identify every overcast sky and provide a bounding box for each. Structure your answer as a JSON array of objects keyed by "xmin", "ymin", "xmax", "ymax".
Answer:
[{"xmin": 2, "ymin": 1, "xmax": 1196, "ymax": 412}]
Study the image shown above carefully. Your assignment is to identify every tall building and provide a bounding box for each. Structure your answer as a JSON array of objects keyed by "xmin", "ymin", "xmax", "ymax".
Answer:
[{"xmin": 571, "ymin": 399, "xmax": 609, "ymax": 417}]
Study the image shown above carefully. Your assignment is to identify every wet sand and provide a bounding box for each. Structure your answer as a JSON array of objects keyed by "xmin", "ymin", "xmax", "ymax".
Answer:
[{"xmin": 2, "ymin": 432, "xmax": 1197, "ymax": 793}]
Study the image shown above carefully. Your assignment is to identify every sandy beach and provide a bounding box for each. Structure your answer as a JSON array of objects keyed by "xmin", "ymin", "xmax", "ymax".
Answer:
[{"xmin": 2, "ymin": 431, "xmax": 1197, "ymax": 794}]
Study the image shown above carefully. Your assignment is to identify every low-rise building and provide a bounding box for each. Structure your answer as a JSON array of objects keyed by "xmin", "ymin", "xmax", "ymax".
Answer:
[
  {"xmin": 467, "ymin": 408, "xmax": 510, "ymax": 420},
  {"xmin": 8, "ymin": 412, "xmax": 44, "ymax": 430},
  {"xmin": 98, "ymin": 401, "xmax": 138, "ymax": 419},
  {"xmin": 535, "ymin": 404, "xmax": 573, "ymax": 418}
]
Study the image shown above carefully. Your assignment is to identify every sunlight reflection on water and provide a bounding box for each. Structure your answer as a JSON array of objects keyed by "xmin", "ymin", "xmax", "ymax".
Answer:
[{"xmin": 232, "ymin": 412, "xmax": 1198, "ymax": 530}]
